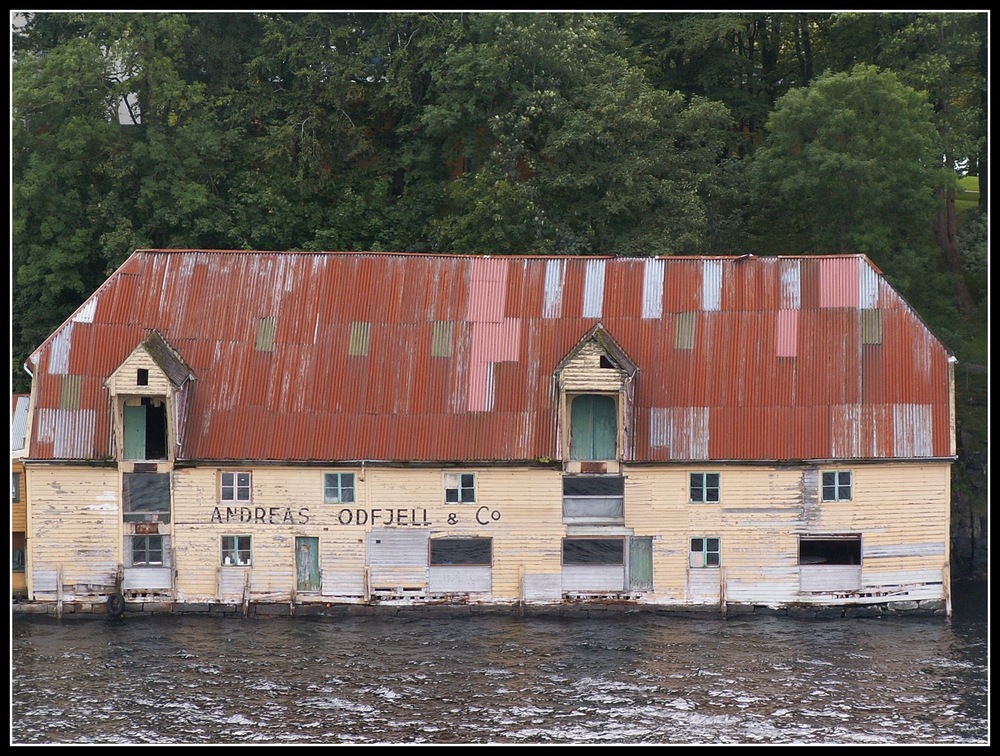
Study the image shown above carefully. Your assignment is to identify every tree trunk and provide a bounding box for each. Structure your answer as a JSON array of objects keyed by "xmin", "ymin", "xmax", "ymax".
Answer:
[{"xmin": 933, "ymin": 185, "xmax": 977, "ymax": 317}]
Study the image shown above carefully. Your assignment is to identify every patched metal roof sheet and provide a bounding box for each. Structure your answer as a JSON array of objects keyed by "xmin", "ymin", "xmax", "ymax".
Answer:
[{"xmin": 24, "ymin": 250, "xmax": 955, "ymax": 463}]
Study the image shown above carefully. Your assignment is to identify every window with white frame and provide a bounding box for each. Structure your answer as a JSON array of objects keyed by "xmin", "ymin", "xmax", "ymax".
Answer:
[
  {"xmin": 690, "ymin": 472, "xmax": 720, "ymax": 503},
  {"xmin": 324, "ymin": 472, "xmax": 356, "ymax": 504},
  {"xmin": 220, "ymin": 471, "xmax": 252, "ymax": 502},
  {"xmin": 821, "ymin": 471, "xmax": 852, "ymax": 501},
  {"xmin": 131, "ymin": 535, "xmax": 164, "ymax": 566},
  {"xmin": 221, "ymin": 535, "xmax": 252, "ymax": 566},
  {"xmin": 444, "ymin": 472, "xmax": 476, "ymax": 504},
  {"xmin": 12, "ymin": 472, "xmax": 21, "ymax": 503},
  {"xmin": 690, "ymin": 537, "xmax": 720, "ymax": 568}
]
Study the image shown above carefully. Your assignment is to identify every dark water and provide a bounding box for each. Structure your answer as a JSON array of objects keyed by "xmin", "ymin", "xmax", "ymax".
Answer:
[{"xmin": 11, "ymin": 583, "xmax": 988, "ymax": 745}]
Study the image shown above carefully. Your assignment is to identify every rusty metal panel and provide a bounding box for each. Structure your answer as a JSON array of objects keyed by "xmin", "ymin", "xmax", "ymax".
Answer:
[{"xmin": 818, "ymin": 257, "xmax": 860, "ymax": 308}]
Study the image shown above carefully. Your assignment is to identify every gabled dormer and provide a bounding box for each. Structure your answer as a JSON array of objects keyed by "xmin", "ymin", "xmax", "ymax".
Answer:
[
  {"xmin": 104, "ymin": 331, "xmax": 194, "ymax": 469},
  {"xmin": 554, "ymin": 325, "xmax": 637, "ymax": 474}
]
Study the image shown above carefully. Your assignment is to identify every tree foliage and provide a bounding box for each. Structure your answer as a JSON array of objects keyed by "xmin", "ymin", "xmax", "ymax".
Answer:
[{"xmin": 11, "ymin": 11, "xmax": 988, "ymax": 393}]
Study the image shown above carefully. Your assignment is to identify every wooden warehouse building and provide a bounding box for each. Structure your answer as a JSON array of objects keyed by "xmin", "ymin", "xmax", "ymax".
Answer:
[{"xmin": 18, "ymin": 250, "xmax": 956, "ymax": 617}]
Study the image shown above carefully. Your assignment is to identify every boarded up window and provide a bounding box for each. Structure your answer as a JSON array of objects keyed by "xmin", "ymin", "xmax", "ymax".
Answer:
[
  {"xmin": 570, "ymin": 395, "xmax": 617, "ymax": 461},
  {"xmin": 431, "ymin": 321, "xmax": 453, "ymax": 357},
  {"xmin": 430, "ymin": 538, "xmax": 492, "ymax": 566},
  {"xmin": 255, "ymin": 316, "xmax": 277, "ymax": 352},
  {"xmin": 563, "ymin": 538, "xmax": 624, "ymax": 565},
  {"xmin": 123, "ymin": 473, "xmax": 171, "ymax": 518},
  {"xmin": 799, "ymin": 536, "xmax": 861, "ymax": 565},
  {"xmin": 60, "ymin": 375, "xmax": 82, "ymax": 410},
  {"xmin": 861, "ymin": 309, "xmax": 882, "ymax": 345},
  {"xmin": 674, "ymin": 312, "xmax": 696, "ymax": 350},
  {"xmin": 349, "ymin": 322, "xmax": 371, "ymax": 356},
  {"xmin": 562, "ymin": 476, "xmax": 624, "ymax": 496}
]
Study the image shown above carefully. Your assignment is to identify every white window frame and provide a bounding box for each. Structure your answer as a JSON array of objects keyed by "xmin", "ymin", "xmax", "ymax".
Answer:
[
  {"xmin": 444, "ymin": 472, "xmax": 476, "ymax": 504},
  {"xmin": 821, "ymin": 470, "xmax": 853, "ymax": 502},
  {"xmin": 222, "ymin": 535, "xmax": 252, "ymax": 566},
  {"xmin": 324, "ymin": 472, "xmax": 356, "ymax": 504},
  {"xmin": 689, "ymin": 472, "xmax": 720, "ymax": 503},
  {"xmin": 220, "ymin": 471, "xmax": 252, "ymax": 502},
  {"xmin": 690, "ymin": 536, "xmax": 721, "ymax": 568}
]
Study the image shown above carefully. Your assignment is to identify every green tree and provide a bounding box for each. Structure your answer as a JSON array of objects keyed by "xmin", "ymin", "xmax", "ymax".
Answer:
[
  {"xmin": 368, "ymin": 12, "xmax": 737, "ymax": 256},
  {"xmin": 754, "ymin": 64, "xmax": 946, "ymax": 296}
]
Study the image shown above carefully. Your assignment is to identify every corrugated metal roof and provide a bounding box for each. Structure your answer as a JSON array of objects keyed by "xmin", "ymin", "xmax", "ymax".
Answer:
[
  {"xmin": 24, "ymin": 250, "xmax": 955, "ymax": 463},
  {"xmin": 11, "ymin": 394, "xmax": 29, "ymax": 454}
]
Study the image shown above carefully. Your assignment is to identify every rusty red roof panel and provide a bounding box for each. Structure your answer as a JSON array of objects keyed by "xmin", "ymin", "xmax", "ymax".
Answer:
[{"xmin": 24, "ymin": 251, "xmax": 955, "ymax": 463}]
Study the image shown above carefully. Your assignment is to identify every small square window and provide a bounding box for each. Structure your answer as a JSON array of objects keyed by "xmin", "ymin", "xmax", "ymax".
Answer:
[
  {"xmin": 690, "ymin": 537, "xmax": 721, "ymax": 568},
  {"xmin": 132, "ymin": 535, "xmax": 163, "ymax": 566},
  {"xmin": 136, "ymin": 368, "xmax": 149, "ymax": 386},
  {"xmin": 690, "ymin": 473, "xmax": 720, "ymax": 503},
  {"xmin": 324, "ymin": 472, "xmax": 356, "ymax": 504},
  {"xmin": 221, "ymin": 471, "xmax": 252, "ymax": 502},
  {"xmin": 821, "ymin": 471, "xmax": 852, "ymax": 501},
  {"xmin": 444, "ymin": 472, "xmax": 476, "ymax": 504},
  {"xmin": 222, "ymin": 535, "xmax": 252, "ymax": 566}
]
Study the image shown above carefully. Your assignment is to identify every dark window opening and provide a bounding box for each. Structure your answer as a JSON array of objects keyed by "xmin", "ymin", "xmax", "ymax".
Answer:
[
  {"xmin": 124, "ymin": 398, "xmax": 168, "ymax": 460},
  {"xmin": 136, "ymin": 368, "xmax": 149, "ymax": 386},
  {"xmin": 563, "ymin": 475, "xmax": 625, "ymax": 497},
  {"xmin": 430, "ymin": 538, "xmax": 492, "ymax": 566},
  {"xmin": 599, "ymin": 355, "xmax": 616, "ymax": 369},
  {"xmin": 799, "ymin": 538, "xmax": 862, "ymax": 565},
  {"xmin": 123, "ymin": 473, "xmax": 171, "ymax": 517},
  {"xmin": 563, "ymin": 538, "xmax": 624, "ymax": 565}
]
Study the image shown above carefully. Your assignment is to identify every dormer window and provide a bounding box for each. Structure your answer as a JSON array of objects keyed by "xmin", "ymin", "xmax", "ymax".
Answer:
[
  {"xmin": 136, "ymin": 368, "xmax": 149, "ymax": 386},
  {"xmin": 554, "ymin": 325, "xmax": 637, "ymax": 472}
]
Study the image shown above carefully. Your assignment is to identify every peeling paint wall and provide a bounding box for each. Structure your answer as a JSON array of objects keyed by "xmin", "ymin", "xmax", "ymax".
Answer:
[
  {"xmin": 29, "ymin": 459, "xmax": 951, "ymax": 608},
  {"xmin": 27, "ymin": 466, "xmax": 120, "ymax": 597}
]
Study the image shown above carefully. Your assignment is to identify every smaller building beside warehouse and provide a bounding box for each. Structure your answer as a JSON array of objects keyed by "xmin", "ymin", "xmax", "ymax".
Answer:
[
  {"xmin": 12, "ymin": 394, "xmax": 30, "ymax": 598},
  {"xmin": 17, "ymin": 250, "xmax": 956, "ymax": 617}
]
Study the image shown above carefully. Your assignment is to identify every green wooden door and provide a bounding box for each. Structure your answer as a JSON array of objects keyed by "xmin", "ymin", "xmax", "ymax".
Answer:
[
  {"xmin": 123, "ymin": 405, "xmax": 146, "ymax": 460},
  {"xmin": 628, "ymin": 537, "xmax": 653, "ymax": 591},
  {"xmin": 570, "ymin": 394, "xmax": 617, "ymax": 460},
  {"xmin": 296, "ymin": 537, "xmax": 321, "ymax": 592}
]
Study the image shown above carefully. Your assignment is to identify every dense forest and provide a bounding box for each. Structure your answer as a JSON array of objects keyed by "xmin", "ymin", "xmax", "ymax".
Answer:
[{"xmin": 10, "ymin": 12, "xmax": 987, "ymax": 576}]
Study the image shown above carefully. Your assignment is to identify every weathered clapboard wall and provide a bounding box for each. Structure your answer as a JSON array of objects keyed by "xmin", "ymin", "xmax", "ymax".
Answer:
[
  {"xmin": 170, "ymin": 466, "xmax": 566, "ymax": 604},
  {"xmin": 26, "ymin": 457, "xmax": 948, "ymax": 607},
  {"xmin": 26, "ymin": 466, "xmax": 120, "ymax": 597}
]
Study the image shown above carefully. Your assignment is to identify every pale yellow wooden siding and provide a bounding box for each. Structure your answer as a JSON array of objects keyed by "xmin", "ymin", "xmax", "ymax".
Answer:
[
  {"xmin": 27, "ymin": 466, "xmax": 120, "ymax": 596},
  {"xmin": 621, "ymin": 462, "xmax": 950, "ymax": 606},
  {"xmin": 91, "ymin": 460, "xmax": 951, "ymax": 606},
  {"xmin": 559, "ymin": 342, "xmax": 625, "ymax": 392},
  {"xmin": 107, "ymin": 349, "xmax": 171, "ymax": 396},
  {"xmin": 171, "ymin": 466, "xmax": 564, "ymax": 603}
]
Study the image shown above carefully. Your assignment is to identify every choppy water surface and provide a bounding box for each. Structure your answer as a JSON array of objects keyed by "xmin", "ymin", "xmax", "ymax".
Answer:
[{"xmin": 12, "ymin": 582, "xmax": 988, "ymax": 744}]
